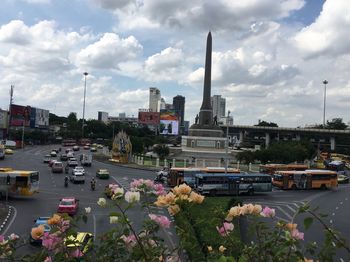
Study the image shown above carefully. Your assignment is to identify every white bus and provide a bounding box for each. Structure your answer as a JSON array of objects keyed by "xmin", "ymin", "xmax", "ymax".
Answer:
[{"xmin": 194, "ymin": 173, "xmax": 272, "ymax": 196}]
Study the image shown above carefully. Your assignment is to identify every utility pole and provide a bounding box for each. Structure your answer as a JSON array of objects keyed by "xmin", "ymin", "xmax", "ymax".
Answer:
[
  {"xmin": 225, "ymin": 110, "xmax": 231, "ymax": 174},
  {"xmin": 7, "ymin": 85, "xmax": 14, "ymax": 140}
]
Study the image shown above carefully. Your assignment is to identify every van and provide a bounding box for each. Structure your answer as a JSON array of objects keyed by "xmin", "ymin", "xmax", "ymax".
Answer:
[{"xmin": 52, "ymin": 161, "xmax": 64, "ymax": 173}]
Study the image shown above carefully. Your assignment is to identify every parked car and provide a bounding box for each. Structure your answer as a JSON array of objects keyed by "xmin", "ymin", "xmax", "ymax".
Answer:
[
  {"xmin": 96, "ymin": 169, "xmax": 110, "ymax": 179},
  {"xmin": 5, "ymin": 148, "xmax": 14, "ymax": 155},
  {"xmin": 90, "ymin": 147, "xmax": 97, "ymax": 152},
  {"xmin": 52, "ymin": 161, "xmax": 64, "ymax": 173},
  {"xmin": 68, "ymin": 158, "xmax": 78, "ymax": 167},
  {"xmin": 65, "ymin": 232, "xmax": 94, "ymax": 254},
  {"xmin": 57, "ymin": 197, "xmax": 79, "ymax": 215},
  {"xmin": 50, "ymin": 151, "xmax": 57, "ymax": 157},
  {"xmin": 60, "ymin": 153, "xmax": 68, "ymax": 161},
  {"xmin": 72, "ymin": 166, "xmax": 85, "ymax": 175},
  {"xmin": 29, "ymin": 217, "xmax": 51, "ymax": 245},
  {"xmin": 70, "ymin": 170, "xmax": 85, "ymax": 183},
  {"xmin": 73, "ymin": 145, "xmax": 80, "ymax": 151},
  {"xmin": 43, "ymin": 154, "xmax": 51, "ymax": 163}
]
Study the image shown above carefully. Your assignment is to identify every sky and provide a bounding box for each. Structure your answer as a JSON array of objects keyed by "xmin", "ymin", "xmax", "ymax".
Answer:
[{"xmin": 0, "ymin": 0, "xmax": 349, "ymax": 128}]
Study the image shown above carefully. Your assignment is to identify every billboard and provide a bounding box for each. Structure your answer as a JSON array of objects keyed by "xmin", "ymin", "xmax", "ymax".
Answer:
[
  {"xmin": 0, "ymin": 110, "xmax": 8, "ymax": 129},
  {"xmin": 159, "ymin": 110, "xmax": 179, "ymax": 135},
  {"xmin": 10, "ymin": 104, "xmax": 31, "ymax": 127},
  {"xmin": 138, "ymin": 111, "xmax": 160, "ymax": 125},
  {"xmin": 35, "ymin": 108, "xmax": 49, "ymax": 128}
]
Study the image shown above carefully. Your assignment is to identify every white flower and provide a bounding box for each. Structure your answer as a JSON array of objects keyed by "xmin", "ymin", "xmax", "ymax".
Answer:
[
  {"xmin": 125, "ymin": 191, "xmax": 140, "ymax": 203},
  {"xmin": 97, "ymin": 198, "xmax": 107, "ymax": 207},
  {"xmin": 85, "ymin": 207, "xmax": 91, "ymax": 214},
  {"xmin": 112, "ymin": 187, "xmax": 124, "ymax": 199},
  {"xmin": 109, "ymin": 216, "xmax": 118, "ymax": 224},
  {"xmin": 8, "ymin": 233, "xmax": 19, "ymax": 241}
]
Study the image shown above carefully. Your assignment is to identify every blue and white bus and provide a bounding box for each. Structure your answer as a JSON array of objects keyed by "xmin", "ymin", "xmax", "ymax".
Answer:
[{"xmin": 194, "ymin": 173, "xmax": 272, "ymax": 196}]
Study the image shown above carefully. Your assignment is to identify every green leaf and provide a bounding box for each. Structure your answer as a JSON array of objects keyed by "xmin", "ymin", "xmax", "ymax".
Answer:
[
  {"xmin": 238, "ymin": 255, "xmax": 249, "ymax": 262},
  {"xmin": 304, "ymin": 217, "xmax": 313, "ymax": 230},
  {"xmin": 218, "ymin": 256, "xmax": 227, "ymax": 262},
  {"xmin": 226, "ymin": 256, "xmax": 236, "ymax": 262}
]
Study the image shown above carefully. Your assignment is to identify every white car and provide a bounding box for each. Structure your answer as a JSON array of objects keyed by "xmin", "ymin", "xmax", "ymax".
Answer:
[
  {"xmin": 70, "ymin": 171, "xmax": 85, "ymax": 183},
  {"xmin": 50, "ymin": 151, "xmax": 57, "ymax": 157},
  {"xmin": 72, "ymin": 166, "xmax": 85, "ymax": 175},
  {"xmin": 68, "ymin": 158, "xmax": 78, "ymax": 167}
]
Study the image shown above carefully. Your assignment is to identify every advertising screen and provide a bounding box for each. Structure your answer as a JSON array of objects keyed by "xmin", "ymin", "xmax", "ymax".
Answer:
[
  {"xmin": 10, "ymin": 104, "xmax": 31, "ymax": 127},
  {"xmin": 0, "ymin": 110, "xmax": 8, "ymax": 129},
  {"xmin": 159, "ymin": 110, "xmax": 179, "ymax": 135},
  {"xmin": 138, "ymin": 111, "xmax": 160, "ymax": 125},
  {"xmin": 35, "ymin": 108, "xmax": 49, "ymax": 128}
]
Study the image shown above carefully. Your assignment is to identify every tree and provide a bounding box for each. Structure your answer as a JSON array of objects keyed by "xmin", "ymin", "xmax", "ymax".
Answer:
[
  {"xmin": 255, "ymin": 120, "xmax": 278, "ymax": 127},
  {"xmin": 153, "ymin": 144, "xmax": 170, "ymax": 159},
  {"xmin": 326, "ymin": 118, "xmax": 347, "ymax": 130},
  {"xmin": 236, "ymin": 151, "xmax": 255, "ymax": 166}
]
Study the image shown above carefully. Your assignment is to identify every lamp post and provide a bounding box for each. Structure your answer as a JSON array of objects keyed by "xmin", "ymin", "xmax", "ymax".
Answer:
[
  {"xmin": 323, "ymin": 80, "xmax": 328, "ymax": 128},
  {"xmin": 82, "ymin": 72, "xmax": 88, "ymax": 138},
  {"xmin": 225, "ymin": 110, "xmax": 231, "ymax": 174}
]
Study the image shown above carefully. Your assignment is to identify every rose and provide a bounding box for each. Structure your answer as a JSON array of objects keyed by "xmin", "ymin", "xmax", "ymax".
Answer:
[
  {"xmin": 216, "ymin": 222, "xmax": 234, "ymax": 236},
  {"xmin": 125, "ymin": 191, "xmax": 140, "ymax": 203},
  {"xmin": 149, "ymin": 214, "xmax": 171, "ymax": 228},
  {"xmin": 97, "ymin": 198, "xmax": 107, "ymax": 207},
  {"xmin": 110, "ymin": 216, "xmax": 118, "ymax": 224},
  {"xmin": 291, "ymin": 229, "xmax": 304, "ymax": 240},
  {"xmin": 31, "ymin": 225, "xmax": 45, "ymax": 240},
  {"xmin": 260, "ymin": 206, "xmax": 276, "ymax": 218},
  {"xmin": 48, "ymin": 214, "xmax": 61, "ymax": 225},
  {"xmin": 167, "ymin": 204, "xmax": 180, "ymax": 216}
]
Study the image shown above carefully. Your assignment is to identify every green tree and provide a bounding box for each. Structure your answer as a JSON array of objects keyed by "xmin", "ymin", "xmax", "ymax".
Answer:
[
  {"xmin": 236, "ymin": 150, "xmax": 255, "ymax": 165},
  {"xmin": 326, "ymin": 118, "xmax": 347, "ymax": 130},
  {"xmin": 255, "ymin": 120, "xmax": 278, "ymax": 127},
  {"xmin": 153, "ymin": 144, "xmax": 170, "ymax": 159}
]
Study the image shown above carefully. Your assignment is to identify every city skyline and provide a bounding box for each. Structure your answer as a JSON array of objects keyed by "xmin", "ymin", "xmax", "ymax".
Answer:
[{"xmin": 0, "ymin": 1, "xmax": 349, "ymax": 127}]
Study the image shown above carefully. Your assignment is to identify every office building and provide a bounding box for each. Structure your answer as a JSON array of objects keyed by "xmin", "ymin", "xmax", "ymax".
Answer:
[
  {"xmin": 173, "ymin": 95, "xmax": 185, "ymax": 126},
  {"xmin": 98, "ymin": 111, "xmax": 109, "ymax": 123},
  {"xmin": 149, "ymin": 87, "xmax": 161, "ymax": 112},
  {"xmin": 211, "ymin": 95, "xmax": 226, "ymax": 118}
]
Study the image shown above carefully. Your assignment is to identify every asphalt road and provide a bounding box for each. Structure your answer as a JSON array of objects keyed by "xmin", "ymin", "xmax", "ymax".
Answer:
[{"xmin": 0, "ymin": 146, "xmax": 349, "ymax": 261}]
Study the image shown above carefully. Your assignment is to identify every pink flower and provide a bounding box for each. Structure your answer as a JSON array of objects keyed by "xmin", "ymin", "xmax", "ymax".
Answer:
[
  {"xmin": 260, "ymin": 206, "xmax": 276, "ymax": 218},
  {"xmin": 0, "ymin": 235, "xmax": 5, "ymax": 242},
  {"xmin": 8, "ymin": 233, "xmax": 19, "ymax": 241},
  {"xmin": 42, "ymin": 232, "xmax": 61, "ymax": 251},
  {"xmin": 71, "ymin": 248, "xmax": 84, "ymax": 257},
  {"xmin": 44, "ymin": 257, "xmax": 52, "ymax": 262},
  {"xmin": 291, "ymin": 229, "xmax": 304, "ymax": 240},
  {"xmin": 154, "ymin": 183, "xmax": 166, "ymax": 196},
  {"xmin": 216, "ymin": 222, "xmax": 234, "ymax": 236},
  {"xmin": 120, "ymin": 234, "xmax": 137, "ymax": 249},
  {"xmin": 58, "ymin": 219, "xmax": 70, "ymax": 233},
  {"xmin": 149, "ymin": 214, "xmax": 171, "ymax": 228}
]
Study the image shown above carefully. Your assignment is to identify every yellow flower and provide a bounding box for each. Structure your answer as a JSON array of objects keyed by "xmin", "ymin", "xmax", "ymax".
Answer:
[
  {"xmin": 47, "ymin": 214, "xmax": 61, "ymax": 225},
  {"xmin": 31, "ymin": 225, "xmax": 45, "ymax": 240},
  {"xmin": 218, "ymin": 245, "xmax": 226, "ymax": 253},
  {"xmin": 285, "ymin": 223, "xmax": 298, "ymax": 232},
  {"xmin": 252, "ymin": 204, "xmax": 262, "ymax": 215},
  {"xmin": 207, "ymin": 246, "xmax": 213, "ymax": 252},
  {"xmin": 299, "ymin": 259, "xmax": 314, "ymax": 262},
  {"xmin": 172, "ymin": 184, "xmax": 191, "ymax": 196},
  {"xmin": 164, "ymin": 192, "xmax": 176, "ymax": 204},
  {"xmin": 189, "ymin": 191, "xmax": 205, "ymax": 204},
  {"xmin": 226, "ymin": 206, "xmax": 241, "ymax": 221},
  {"xmin": 168, "ymin": 204, "xmax": 180, "ymax": 216}
]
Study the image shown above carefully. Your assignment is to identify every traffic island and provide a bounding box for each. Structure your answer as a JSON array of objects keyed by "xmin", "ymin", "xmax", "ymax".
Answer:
[{"xmin": 0, "ymin": 204, "xmax": 12, "ymax": 233}]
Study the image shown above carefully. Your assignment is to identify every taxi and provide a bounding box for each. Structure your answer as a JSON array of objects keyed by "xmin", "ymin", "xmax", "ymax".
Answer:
[
  {"xmin": 96, "ymin": 169, "xmax": 110, "ymax": 179},
  {"xmin": 57, "ymin": 197, "xmax": 79, "ymax": 215},
  {"xmin": 65, "ymin": 232, "xmax": 94, "ymax": 254},
  {"xmin": 5, "ymin": 148, "xmax": 14, "ymax": 155},
  {"xmin": 29, "ymin": 217, "xmax": 51, "ymax": 245}
]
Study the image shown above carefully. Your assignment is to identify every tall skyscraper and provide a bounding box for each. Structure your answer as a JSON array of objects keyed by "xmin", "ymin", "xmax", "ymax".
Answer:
[
  {"xmin": 211, "ymin": 95, "xmax": 226, "ymax": 118},
  {"xmin": 173, "ymin": 95, "xmax": 185, "ymax": 126},
  {"xmin": 98, "ymin": 111, "xmax": 109, "ymax": 123},
  {"xmin": 149, "ymin": 87, "xmax": 161, "ymax": 112}
]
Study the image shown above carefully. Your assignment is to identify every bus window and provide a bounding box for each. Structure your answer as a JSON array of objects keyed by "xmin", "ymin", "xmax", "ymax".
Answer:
[
  {"xmin": 30, "ymin": 172, "xmax": 39, "ymax": 183},
  {"xmin": 16, "ymin": 176, "xmax": 28, "ymax": 187}
]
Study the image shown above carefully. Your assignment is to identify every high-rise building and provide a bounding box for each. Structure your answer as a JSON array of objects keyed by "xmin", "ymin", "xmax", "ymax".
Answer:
[
  {"xmin": 173, "ymin": 95, "xmax": 185, "ymax": 126},
  {"xmin": 159, "ymin": 98, "xmax": 166, "ymax": 111},
  {"xmin": 211, "ymin": 95, "xmax": 226, "ymax": 118},
  {"xmin": 149, "ymin": 87, "xmax": 161, "ymax": 112},
  {"xmin": 98, "ymin": 111, "xmax": 109, "ymax": 123}
]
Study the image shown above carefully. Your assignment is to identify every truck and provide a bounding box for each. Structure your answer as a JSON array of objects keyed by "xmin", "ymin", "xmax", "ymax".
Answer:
[
  {"xmin": 0, "ymin": 144, "xmax": 5, "ymax": 160},
  {"xmin": 80, "ymin": 154, "xmax": 92, "ymax": 167}
]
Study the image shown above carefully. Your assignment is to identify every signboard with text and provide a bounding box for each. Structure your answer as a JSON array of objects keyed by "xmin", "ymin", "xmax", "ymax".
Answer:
[
  {"xmin": 10, "ymin": 104, "xmax": 31, "ymax": 127},
  {"xmin": 159, "ymin": 110, "xmax": 179, "ymax": 135}
]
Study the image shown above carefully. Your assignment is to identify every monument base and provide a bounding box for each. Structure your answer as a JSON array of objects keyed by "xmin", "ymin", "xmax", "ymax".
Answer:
[
  {"xmin": 188, "ymin": 124, "xmax": 224, "ymax": 137},
  {"xmin": 182, "ymin": 135, "xmax": 226, "ymax": 150}
]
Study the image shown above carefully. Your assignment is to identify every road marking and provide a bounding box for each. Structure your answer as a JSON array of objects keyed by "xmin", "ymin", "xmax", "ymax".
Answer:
[
  {"xmin": 340, "ymin": 258, "xmax": 345, "ymax": 262},
  {"xmin": 285, "ymin": 205, "xmax": 297, "ymax": 213},
  {"xmin": 346, "ymin": 198, "xmax": 348, "ymax": 201},
  {"xmin": 336, "ymin": 207, "xmax": 339, "ymax": 210},
  {"xmin": 93, "ymin": 214, "xmax": 96, "ymax": 240},
  {"xmin": 332, "ymin": 213, "xmax": 335, "ymax": 216},
  {"xmin": 340, "ymin": 202, "xmax": 343, "ymax": 205},
  {"xmin": 275, "ymin": 206, "xmax": 293, "ymax": 221},
  {"xmin": 3, "ymin": 206, "xmax": 17, "ymax": 235},
  {"xmin": 330, "ymin": 220, "xmax": 333, "ymax": 224},
  {"xmin": 332, "ymin": 241, "xmax": 336, "ymax": 247}
]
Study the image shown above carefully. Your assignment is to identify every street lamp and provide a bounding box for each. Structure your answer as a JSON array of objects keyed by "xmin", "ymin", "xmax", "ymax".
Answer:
[
  {"xmin": 323, "ymin": 80, "xmax": 328, "ymax": 128},
  {"xmin": 225, "ymin": 110, "xmax": 231, "ymax": 174},
  {"xmin": 82, "ymin": 72, "xmax": 88, "ymax": 138}
]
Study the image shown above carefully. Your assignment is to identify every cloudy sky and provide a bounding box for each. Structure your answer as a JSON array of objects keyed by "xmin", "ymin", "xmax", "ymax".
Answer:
[{"xmin": 0, "ymin": 0, "xmax": 349, "ymax": 127}]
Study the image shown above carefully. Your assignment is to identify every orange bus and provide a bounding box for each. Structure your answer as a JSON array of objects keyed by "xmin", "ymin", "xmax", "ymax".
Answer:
[
  {"xmin": 167, "ymin": 167, "xmax": 241, "ymax": 187},
  {"xmin": 259, "ymin": 164, "xmax": 308, "ymax": 175},
  {"xmin": 272, "ymin": 169, "xmax": 337, "ymax": 190}
]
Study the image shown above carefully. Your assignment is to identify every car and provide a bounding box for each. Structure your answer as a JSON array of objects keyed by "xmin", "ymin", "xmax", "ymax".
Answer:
[
  {"xmin": 49, "ymin": 159, "xmax": 57, "ymax": 167},
  {"xmin": 73, "ymin": 145, "xmax": 80, "ymax": 151},
  {"xmin": 50, "ymin": 151, "xmax": 57, "ymax": 157},
  {"xmin": 97, "ymin": 144, "xmax": 103, "ymax": 149},
  {"xmin": 52, "ymin": 161, "xmax": 64, "ymax": 173},
  {"xmin": 96, "ymin": 169, "xmax": 110, "ymax": 179},
  {"xmin": 65, "ymin": 148, "xmax": 72, "ymax": 153},
  {"xmin": 90, "ymin": 147, "xmax": 97, "ymax": 152},
  {"xmin": 67, "ymin": 152, "xmax": 74, "ymax": 159},
  {"xmin": 65, "ymin": 232, "xmax": 94, "ymax": 255},
  {"xmin": 68, "ymin": 158, "xmax": 78, "ymax": 167},
  {"xmin": 60, "ymin": 153, "xmax": 68, "ymax": 161},
  {"xmin": 83, "ymin": 145, "xmax": 90, "ymax": 150},
  {"xmin": 29, "ymin": 217, "xmax": 51, "ymax": 245},
  {"xmin": 5, "ymin": 148, "xmax": 14, "ymax": 155},
  {"xmin": 73, "ymin": 166, "xmax": 85, "ymax": 175},
  {"xmin": 70, "ymin": 171, "xmax": 85, "ymax": 183},
  {"xmin": 338, "ymin": 174, "xmax": 349, "ymax": 184},
  {"xmin": 43, "ymin": 154, "xmax": 51, "ymax": 163},
  {"xmin": 57, "ymin": 197, "xmax": 79, "ymax": 215}
]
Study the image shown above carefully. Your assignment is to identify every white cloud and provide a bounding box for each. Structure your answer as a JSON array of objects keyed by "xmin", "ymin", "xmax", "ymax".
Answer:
[
  {"xmin": 0, "ymin": 20, "xmax": 31, "ymax": 45},
  {"xmin": 295, "ymin": 0, "xmax": 350, "ymax": 58},
  {"xmin": 22, "ymin": 0, "xmax": 51, "ymax": 4}
]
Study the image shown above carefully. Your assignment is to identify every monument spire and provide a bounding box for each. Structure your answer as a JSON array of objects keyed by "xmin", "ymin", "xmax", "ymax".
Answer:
[{"xmin": 199, "ymin": 31, "xmax": 213, "ymax": 126}]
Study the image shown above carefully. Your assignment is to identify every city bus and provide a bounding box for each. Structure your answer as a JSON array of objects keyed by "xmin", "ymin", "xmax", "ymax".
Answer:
[
  {"xmin": 194, "ymin": 173, "xmax": 272, "ymax": 196},
  {"xmin": 272, "ymin": 169, "xmax": 337, "ymax": 190},
  {"xmin": 167, "ymin": 167, "xmax": 241, "ymax": 187},
  {"xmin": 259, "ymin": 164, "xmax": 308, "ymax": 175},
  {"xmin": 0, "ymin": 168, "xmax": 39, "ymax": 197},
  {"xmin": 62, "ymin": 139, "xmax": 77, "ymax": 147}
]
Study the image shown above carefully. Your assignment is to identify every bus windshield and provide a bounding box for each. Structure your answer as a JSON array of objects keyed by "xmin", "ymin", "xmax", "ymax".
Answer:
[{"xmin": 0, "ymin": 168, "xmax": 39, "ymax": 196}]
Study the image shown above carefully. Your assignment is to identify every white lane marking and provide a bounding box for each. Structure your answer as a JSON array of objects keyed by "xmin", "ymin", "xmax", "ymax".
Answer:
[
  {"xmin": 332, "ymin": 213, "xmax": 335, "ymax": 216},
  {"xmin": 3, "ymin": 206, "xmax": 17, "ymax": 235},
  {"xmin": 276, "ymin": 206, "xmax": 293, "ymax": 221},
  {"xmin": 285, "ymin": 205, "xmax": 297, "ymax": 213},
  {"xmin": 336, "ymin": 207, "xmax": 339, "ymax": 210},
  {"xmin": 340, "ymin": 258, "xmax": 345, "ymax": 262},
  {"xmin": 332, "ymin": 241, "xmax": 336, "ymax": 247},
  {"xmin": 93, "ymin": 215, "xmax": 96, "ymax": 241},
  {"xmin": 345, "ymin": 198, "xmax": 348, "ymax": 201},
  {"xmin": 340, "ymin": 202, "xmax": 343, "ymax": 205},
  {"xmin": 111, "ymin": 176, "xmax": 127, "ymax": 190}
]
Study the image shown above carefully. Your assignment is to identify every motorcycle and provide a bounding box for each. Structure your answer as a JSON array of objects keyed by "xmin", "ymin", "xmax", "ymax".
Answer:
[
  {"xmin": 91, "ymin": 182, "xmax": 96, "ymax": 191},
  {"xmin": 64, "ymin": 178, "xmax": 69, "ymax": 187},
  {"xmin": 65, "ymin": 166, "xmax": 69, "ymax": 174},
  {"xmin": 154, "ymin": 175, "xmax": 165, "ymax": 184}
]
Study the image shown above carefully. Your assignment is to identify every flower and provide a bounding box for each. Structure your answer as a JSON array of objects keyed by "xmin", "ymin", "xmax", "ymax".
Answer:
[
  {"xmin": 285, "ymin": 223, "xmax": 298, "ymax": 232},
  {"xmin": 168, "ymin": 204, "xmax": 180, "ymax": 216},
  {"xmin": 260, "ymin": 206, "xmax": 276, "ymax": 218},
  {"xmin": 172, "ymin": 184, "xmax": 191, "ymax": 196},
  {"xmin": 125, "ymin": 191, "xmax": 140, "ymax": 203},
  {"xmin": 8, "ymin": 233, "xmax": 19, "ymax": 241},
  {"xmin": 291, "ymin": 229, "xmax": 304, "ymax": 241},
  {"xmin": 58, "ymin": 219, "xmax": 70, "ymax": 233},
  {"xmin": 70, "ymin": 248, "xmax": 84, "ymax": 258},
  {"xmin": 149, "ymin": 214, "xmax": 171, "ymax": 228},
  {"xmin": 110, "ymin": 216, "xmax": 119, "ymax": 224},
  {"xmin": 189, "ymin": 191, "xmax": 205, "ymax": 204},
  {"xmin": 97, "ymin": 198, "xmax": 107, "ymax": 207},
  {"xmin": 154, "ymin": 183, "xmax": 166, "ymax": 196},
  {"xmin": 112, "ymin": 187, "xmax": 124, "ymax": 199},
  {"xmin": 226, "ymin": 206, "xmax": 241, "ymax": 221},
  {"xmin": 207, "ymin": 246, "xmax": 213, "ymax": 252},
  {"xmin": 85, "ymin": 207, "xmax": 91, "ymax": 214},
  {"xmin": 216, "ymin": 222, "xmax": 234, "ymax": 236},
  {"xmin": 44, "ymin": 257, "xmax": 52, "ymax": 262},
  {"xmin": 31, "ymin": 225, "xmax": 45, "ymax": 240},
  {"xmin": 120, "ymin": 234, "xmax": 137, "ymax": 249},
  {"xmin": 48, "ymin": 214, "xmax": 61, "ymax": 225},
  {"xmin": 219, "ymin": 245, "xmax": 227, "ymax": 253},
  {"xmin": 42, "ymin": 232, "xmax": 61, "ymax": 251},
  {"xmin": 0, "ymin": 235, "xmax": 4, "ymax": 242},
  {"xmin": 252, "ymin": 204, "xmax": 262, "ymax": 215}
]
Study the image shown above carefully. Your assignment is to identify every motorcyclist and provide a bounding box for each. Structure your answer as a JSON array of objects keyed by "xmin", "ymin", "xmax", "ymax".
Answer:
[
  {"xmin": 65, "ymin": 164, "xmax": 69, "ymax": 174},
  {"xmin": 64, "ymin": 176, "xmax": 69, "ymax": 187},
  {"xmin": 91, "ymin": 178, "xmax": 96, "ymax": 190}
]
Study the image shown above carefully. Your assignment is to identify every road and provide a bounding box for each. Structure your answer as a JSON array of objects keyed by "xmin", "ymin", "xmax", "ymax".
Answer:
[{"xmin": 0, "ymin": 146, "xmax": 349, "ymax": 261}]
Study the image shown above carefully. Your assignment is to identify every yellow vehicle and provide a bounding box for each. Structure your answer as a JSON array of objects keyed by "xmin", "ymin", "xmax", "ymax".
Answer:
[
  {"xmin": 272, "ymin": 169, "xmax": 337, "ymax": 190},
  {"xmin": 65, "ymin": 232, "xmax": 94, "ymax": 254},
  {"xmin": 167, "ymin": 167, "xmax": 241, "ymax": 187},
  {"xmin": 0, "ymin": 144, "xmax": 5, "ymax": 159},
  {"xmin": 0, "ymin": 168, "xmax": 39, "ymax": 197},
  {"xmin": 5, "ymin": 148, "xmax": 14, "ymax": 155},
  {"xmin": 259, "ymin": 164, "xmax": 308, "ymax": 175}
]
